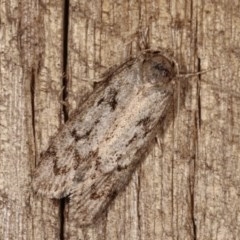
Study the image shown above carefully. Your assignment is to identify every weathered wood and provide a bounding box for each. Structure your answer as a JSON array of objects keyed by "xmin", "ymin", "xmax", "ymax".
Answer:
[
  {"xmin": 0, "ymin": 0, "xmax": 63, "ymax": 239},
  {"xmin": 1, "ymin": 0, "xmax": 240, "ymax": 239}
]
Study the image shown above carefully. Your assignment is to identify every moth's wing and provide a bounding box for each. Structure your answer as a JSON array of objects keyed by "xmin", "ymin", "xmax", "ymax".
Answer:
[
  {"xmin": 33, "ymin": 84, "xmax": 171, "ymax": 201},
  {"xmin": 68, "ymin": 89, "xmax": 172, "ymax": 226},
  {"xmin": 69, "ymin": 161, "xmax": 137, "ymax": 226},
  {"xmin": 33, "ymin": 136, "xmax": 91, "ymax": 198},
  {"xmin": 33, "ymin": 68, "xmax": 138, "ymax": 198},
  {"xmin": 33, "ymin": 52, "xmax": 175, "ymax": 226}
]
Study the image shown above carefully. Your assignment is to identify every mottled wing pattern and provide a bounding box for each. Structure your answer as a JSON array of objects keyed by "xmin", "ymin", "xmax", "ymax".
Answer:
[
  {"xmin": 33, "ymin": 50, "xmax": 176, "ymax": 225},
  {"xmin": 33, "ymin": 65, "xmax": 138, "ymax": 198}
]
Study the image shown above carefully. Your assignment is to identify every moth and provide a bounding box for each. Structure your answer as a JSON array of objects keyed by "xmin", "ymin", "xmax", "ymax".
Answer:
[{"xmin": 33, "ymin": 50, "xmax": 178, "ymax": 226}]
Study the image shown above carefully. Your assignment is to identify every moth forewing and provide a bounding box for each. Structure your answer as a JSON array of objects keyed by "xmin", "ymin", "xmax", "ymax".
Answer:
[{"xmin": 33, "ymin": 50, "xmax": 177, "ymax": 225}]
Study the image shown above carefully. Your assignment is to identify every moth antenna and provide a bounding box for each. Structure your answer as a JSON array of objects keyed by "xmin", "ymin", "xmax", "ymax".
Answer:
[
  {"xmin": 177, "ymin": 66, "xmax": 240, "ymax": 98},
  {"xmin": 177, "ymin": 67, "xmax": 220, "ymax": 78}
]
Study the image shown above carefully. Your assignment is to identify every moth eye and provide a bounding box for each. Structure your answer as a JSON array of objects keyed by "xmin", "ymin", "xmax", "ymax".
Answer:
[{"xmin": 153, "ymin": 64, "xmax": 170, "ymax": 77}]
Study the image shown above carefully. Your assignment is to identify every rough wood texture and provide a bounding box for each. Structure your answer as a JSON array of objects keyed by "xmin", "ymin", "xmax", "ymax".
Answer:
[
  {"xmin": 1, "ymin": 0, "xmax": 240, "ymax": 239},
  {"xmin": 0, "ymin": 0, "xmax": 63, "ymax": 239}
]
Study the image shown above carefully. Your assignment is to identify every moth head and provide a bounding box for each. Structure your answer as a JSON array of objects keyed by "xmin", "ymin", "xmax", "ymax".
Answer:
[{"xmin": 142, "ymin": 53, "xmax": 177, "ymax": 87}]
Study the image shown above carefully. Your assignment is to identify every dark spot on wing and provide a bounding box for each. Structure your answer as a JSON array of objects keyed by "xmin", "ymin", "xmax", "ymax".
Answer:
[
  {"xmin": 90, "ymin": 192, "xmax": 101, "ymax": 199},
  {"xmin": 70, "ymin": 128, "xmax": 93, "ymax": 142},
  {"xmin": 108, "ymin": 190, "xmax": 118, "ymax": 200},
  {"xmin": 89, "ymin": 149, "xmax": 99, "ymax": 159},
  {"xmin": 96, "ymin": 88, "xmax": 118, "ymax": 111},
  {"xmin": 95, "ymin": 158, "xmax": 101, "ymax": 169},
  {"xmin": 53, "ymin": 157, "xmax": 68, "ymax": 176},
  {"xmin": 125, "ymin": 117, "xmax": 151, "ymax": 147},
  {"xmin": 52, "ymin": 145, "xmax": 74, "ymax": 176},
  {"xmin": 83, "ymin": 129, "xmax": 92, "ymax": 138},
  {"xmin": 136, "ymin": 117, "xmax": 152, "ymax": 137},
  {"xmin": 108, "ymin": 89, "xmax": 118, "ymax": 110},
  {"xmin": 126, "ymin": 133, "xmax": 137, "ymax": 146},
  {"xmin": 138, "ymin": 117, "xmax": 152, "ymax": 131},
  {"xmin": 89, "ymin": 183, "xmax": 101, "ymax": 199},
  {"xmin": 116, "ymin": 164, "xmax": 127, "ymax": 171},
  {"xmin": 97, "ymin": 97, "xmax": 104, "ymax": 106},
  {"xmin": 116, "ymin": 154, "xmax": 122, "ymax": 162},
  {"xmin": 137, "ymin": 117, "xmax": 150, "ymax": 128},
  {"xmin": 73, "ymin": 149, "xmax": 81, "ymax": 170},
  {"xmin": 65, "ymin": 144, "xmax": 74, "ymax": 152},
  {"xmin": 70, "ymin": 129, "xmax": 81, "ymax": 141},
  {"xmin": 43, "ymin": 145, "xmax": 57, "ymax": 158}
]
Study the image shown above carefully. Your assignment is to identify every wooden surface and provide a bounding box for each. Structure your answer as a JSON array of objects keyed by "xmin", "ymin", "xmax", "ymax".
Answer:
[{"xmin": 1, "ymin": 0, "xmax": 240, "ymax": 239}]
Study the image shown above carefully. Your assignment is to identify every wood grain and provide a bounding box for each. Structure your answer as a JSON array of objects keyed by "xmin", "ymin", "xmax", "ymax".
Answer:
[{"xmin": 1, "ymin": 0, "xmax": 240, "ymax": 239}]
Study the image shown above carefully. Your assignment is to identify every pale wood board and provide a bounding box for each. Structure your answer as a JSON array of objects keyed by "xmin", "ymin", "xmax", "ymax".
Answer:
[{"xmin": 1, "ymin": 0, "xmax": 240, "ymax": 240}]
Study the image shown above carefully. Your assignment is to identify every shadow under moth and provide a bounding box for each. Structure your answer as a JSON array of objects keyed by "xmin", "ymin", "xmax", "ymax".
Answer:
[{"xmin": 33, "ymin": 50, "xmax": 178, "ymax": 226}]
